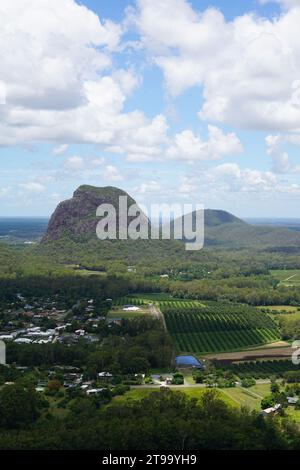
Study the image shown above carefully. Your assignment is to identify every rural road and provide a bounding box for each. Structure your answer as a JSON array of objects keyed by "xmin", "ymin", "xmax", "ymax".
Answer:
[
  {"xmin": 149, "ymin": 303, "xmax": 167, "ymax": 330},
  {"xmin": 131, "ymin": 379, "xmax": 271, "ymax": 390},
  {"xmin": 284, "ymin": 274, "xmax": 297, "ymax": 282}
]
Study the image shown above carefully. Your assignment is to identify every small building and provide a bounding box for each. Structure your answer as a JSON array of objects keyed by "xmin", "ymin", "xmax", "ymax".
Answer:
[
  {"xmin": 98, "ymin": 372, "xmax": 113, "ymax": 382},
  {"xmin": 86, "ymin": 388, "xmax": 106, "ymax": 395},
  {"xmin": 287, "ymin": 396, "xmax": 299, "ymax": 405},
  {"xmin": 14, "ymin": 338, "xmax": 32, "ymax": 344},
  {"xmin": 175, "ymin": 355, "xmax": 205, "ymax": 370},
  {"xmin": 123, "ymin": 306, "xmax": 140, "ymax": 311},
  {"xmin": 160, "ymin": 384, "xmax": 169, "ymax": 391},
  {"xmin": 261, "ymin": 403, "xmax": 281, "ymax": 416},
  {"xmin": 0, "ymin": 335, "xmax": 14, "ymax": 341},
  {"xmin": 75, "ymin": 329, "xmax": 85, "ymax": 336}
]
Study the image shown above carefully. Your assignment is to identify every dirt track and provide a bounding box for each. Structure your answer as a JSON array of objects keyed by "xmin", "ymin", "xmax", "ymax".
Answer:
[
  {"xmin": 149, "ymin": 303, "xmax": 167, "ymax": 330},
  {"xmin": 204, "ymin": 343, "xmax": 293, "ymax": 362}
]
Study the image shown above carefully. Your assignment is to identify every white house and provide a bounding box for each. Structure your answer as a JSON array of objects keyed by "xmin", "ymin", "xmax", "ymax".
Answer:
[
  {"xmin": 287, "ymin": 396, "xmax": 299, "ymax": 405},
  {"xmin": 86, "ymin": 388, "xmax": 105, "ymax": 395},
  {"xmin": 15, "ymin": 338, "xmax": 32, "ymax": 344},
  {"xmin": 261, "ymin": 403, "xmax": 281, "ymax": 416}
]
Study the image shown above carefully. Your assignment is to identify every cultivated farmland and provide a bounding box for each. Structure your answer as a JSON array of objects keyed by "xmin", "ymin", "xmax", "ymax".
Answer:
[
  {"xmin": 271, "ymin": 269, "xmax": 300, "ymax": 286},
  {"xmin": 216, "ymin": 359, "xmax": 299, "ymax": 379},
  {"xmin": 114, "ymin": 296, "xmax": 281, "ymax": 354},
  {"xmin": 159, "ymin": 301, "xmax": 280, "ymax": 354}
]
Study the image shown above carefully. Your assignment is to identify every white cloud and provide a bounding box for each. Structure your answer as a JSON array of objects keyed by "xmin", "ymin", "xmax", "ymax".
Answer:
[
  {"xmin": 103, "ymin": 165, "xmax": 124, "ymax": 182},
  {"xmin": 259, "ymin": 0, "xmax": 300, "ymax": 9},
  {"xmin": 134, "ymin": 180, "xmax": 161, "ymax": 194},
  {"xmin": 210, "ymin": 163, "xmax": 278, "ymax": 193},
  {"xmin": 106, "ymin": 114, "xmax": 169, "ymax": 162},
  {"xmin": 166, "ymin": 126, "xmax": 243, "ymax": 162},
  {"xmin": 20, "ymin": 182, "xmax": 46, "ymax": 193},
  {"xmin": 0, "ymin": 187, "xmax": 10, "ymax": 198},
  {"xmin": 52, "ymin": 144, "xmax": 69, "ymax": 155},
  {"xmin": 0, "ymin": 81, "xmax": 6, "ymax": 105},
  {"xmin": 65, "ymin": 155, "xmax": 84, "ymax": 171},
  {"xmin": 92, "ymin": 157, "xmax": 106, "ymax": 166},
  {"xmin": 0, "ymin": 0, "xmax": 162, "ymax": 154},
  {"xmin": 0, "ymin": 0, "xmax": 121, "ymax": 112},
  {"xmin": 178, "ymin": 176, "xmax": 198, "ymax": 194},
  {"xmin": 133, "ymin": 0, "xmax": 300, "ymax": 132},
  {"xmin": 265, "ymin": 135, "xmax": 291, "ymax": 173}
]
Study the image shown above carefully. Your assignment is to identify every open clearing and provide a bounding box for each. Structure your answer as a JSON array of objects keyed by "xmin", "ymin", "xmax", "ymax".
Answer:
[
  {"xmin": 107, "ymin": 305, "xmax": 151, "ymax": 320},
  {"xmin": 286, "ymin": 408, "xmax": 300, "ymax": 425},
  {"xmin": 65, "ymin": 265, "xmax": 106, "ymax": 277},
  {"xmin": 204, "ymin": 343, "xmax": 292, "ymax": 361},
  {"xmin": 114, "ymin": 295, "xmax": 281, "ymax": 355},
  {"xmin": 108, "ymin": 384, "xmax": 272, "ymax": 411},
  {"xmin": 258, "ymin": 305, "xmax": 300, "ymax": 313},
  {"xmin": 221, "ymin": 384, "xmax": 270, "ymax": 411},
  {"xmin": 108, "ymin": 387, "xmax": 237, "ymax": 408},
  {"xmin": 271, "ymin": 269, "xmax": 300, "ymax": 286}
]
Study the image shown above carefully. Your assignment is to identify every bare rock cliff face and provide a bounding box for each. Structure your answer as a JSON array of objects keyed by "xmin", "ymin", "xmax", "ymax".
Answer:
[{"xmin": 42, "ymin": 185, "xmax": 140, "ymax": 242}]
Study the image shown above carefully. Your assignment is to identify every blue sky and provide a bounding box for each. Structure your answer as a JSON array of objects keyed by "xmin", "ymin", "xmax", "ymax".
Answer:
[{"xmin": 1, "ymin": 0, "xmax": 300, "ymax": 217}]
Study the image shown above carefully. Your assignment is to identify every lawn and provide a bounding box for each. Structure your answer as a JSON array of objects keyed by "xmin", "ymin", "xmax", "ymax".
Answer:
[
  {"xmin": 286, "ymin": 407, "xmax": 300, "ymax": 425},
  {"xmin": 107, "ymin": 306, "xmax": 151, "ymax": 320},
  {"xmin": 220, "ymin": 383, "xmax": 270, "ymax": 411},
  {"xmin": 46, "ymin": 395, "xmax": 69, "ymax": 419},
  {"xmin": 108, "ymin": 387, "xmax": 238, "ymax": 409},
  {"xmin": 130, "ymin": 293, "xmax": 175, "ymax": 301},
  {"xmin": 258, "ymin": 305, "xmax": 300, "ymax": 313},
  {"xmin": 277, "ymin": 312, "xmax": 300, "ymax": 322},
  {"xmin": 270, "ymin": 269, "xmax": 300, "ymax": 286}
]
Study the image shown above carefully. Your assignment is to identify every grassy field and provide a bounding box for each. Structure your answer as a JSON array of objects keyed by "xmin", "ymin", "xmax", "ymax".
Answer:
[
  {"xmin": 130, "ymin": 293, "xmax": 175, "ymax": 301},
  {"xmin": 258, "ymin": 305, "xmax": 300, "ymax": 313},
  {"xmin": 277, "ymin": 312, "xmax": 300, "ymax": 322},
  {"xmin": 46, "ymin": 395, "xmax": 69, "ymax": 419},
  {"xmin": 286, "ymin": 407, "xmax": 300, "ymax": 424},
  {"xmin": 65, "ymin": 265, "xmax": 107, "ymax": 277},
  {"xmin": 114, "ymin": 295, "xmax": 281, "ymax": 354},
  {"xmin": 216, "ymin": 359, "xmax": 299, "ymax": 378},
  {"xmin": 271, "ymin": 269, "xmax": 300, "ymax": 286},
  {"xmin": 221, "ymin": 383, "xmax": 270, "ymax": 411},
  {"xmin": 107, "ymin": 306, "xmax": 150, "ymax": 320},
  {"xmin": 108, "ymin": 387, "xmax": 238, "ymax": 408},
  {"xmin": 204, "ymin": 344, "xmax": 292, "ymax": 361}
]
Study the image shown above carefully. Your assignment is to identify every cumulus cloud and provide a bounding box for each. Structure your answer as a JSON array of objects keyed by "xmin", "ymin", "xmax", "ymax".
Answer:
[
  {"xmin": 259, "ymin": 0, "xmax": 300, "ymax": 9},
  {"xmin": 0, "ymin": 187, "xmax": 10, "ymax": 198},
  {"xmin": 134, "ymin": 180, "xmax": 162, "ymax": 194},
  {"xmin": 91, "ymin": 157, "xmax": 106, "ymax": 166},
  {"xmin": 208, "ymin": 163, "xmax": 278, "ymax": 193},
  {"xmin": 133, "ymin": 0, "xmax": 300, "ymax": 132},
  {"xmin": 52, "ymin": 144, "xmax": 69, "ymax": 155},
  {"xmin": 65, "ymin": 156, "xmax": 84, "ymax": 171},
  {"xmin": 0, "ymin": 0, "xmax": 166, "ymax": 155},
  {"xmin": 20, "ymin": 182, "xmax": 46, "ymax": 193},
  {"xmin": 166, "ymin": 126, "xmax": 243, "ymax": 162},
  {"xmin": 106, "ymin": 114, "xmax": 169, "ymax": 162},
  {"xmin": 103, "ymin": 165, "xmax": 124, "ymax": 182}
]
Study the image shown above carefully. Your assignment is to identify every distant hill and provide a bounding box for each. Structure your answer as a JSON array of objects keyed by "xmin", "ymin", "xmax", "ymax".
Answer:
[
  {"xmin": 42, "ymin": 185, "xmax": 148, "ymax": 243},
  {"xmin": 204, "ymin": 209, "xmax": 245, "ymax": 227},
  {"xmin": 40, "ymin": 185, "xmax": 300, "ymax": 262},
  {"xmin": 172, "ymin": 208, "xmax": 300, "ymax": 249}
]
